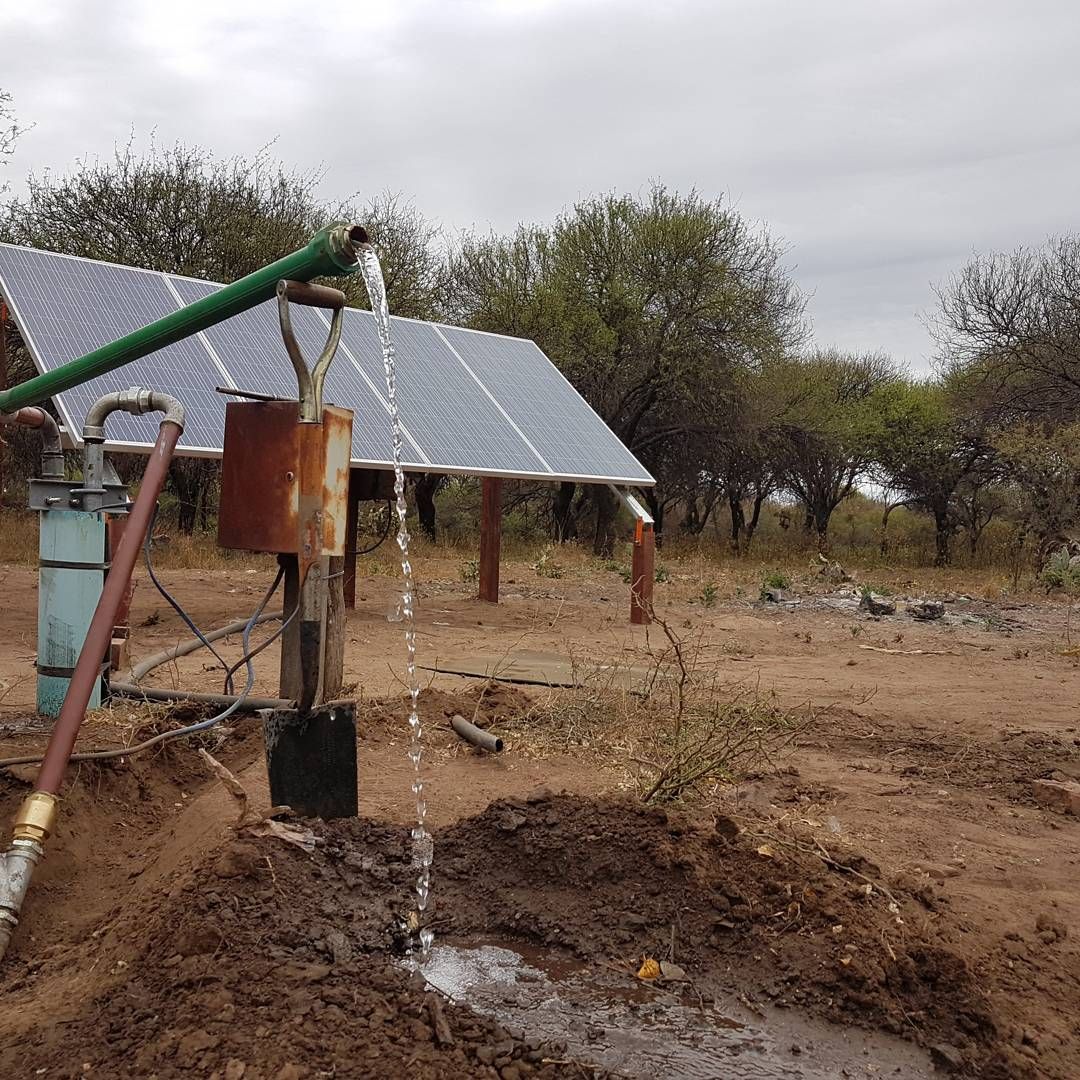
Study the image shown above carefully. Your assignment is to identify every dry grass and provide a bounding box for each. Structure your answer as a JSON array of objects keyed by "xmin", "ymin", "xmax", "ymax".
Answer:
[
  {"xmin": 75, "ymin": 697, "xmax": 238, "ymax": 757},
  {"xmin": 0, "ymin": 492, "xmax": 1044, "ymax": 599},
  {"xmin": 493, "ymin": 616, "xmax": 813, "ymax": 804},
  {"xmin": 0, "ymin": 509, "xmax": 37, "ymax": 564},
  {"xmin": 0, "ymin": 505, "xmax": 1039, "ymax": 606},
  {"xmin": 145, "ymin": 533, "xmax": 264, "ymax": 571}
]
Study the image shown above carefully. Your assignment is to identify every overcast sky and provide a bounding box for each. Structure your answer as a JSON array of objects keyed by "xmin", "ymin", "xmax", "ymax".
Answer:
[{"xmin": 3, "ymin": 0, "xmax": 1079, "ymax": 372}]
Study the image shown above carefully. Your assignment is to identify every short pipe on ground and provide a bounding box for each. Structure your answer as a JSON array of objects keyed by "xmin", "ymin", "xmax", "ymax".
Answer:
[{"xmin": 450, "ymin": 713, "xmax": 504, "ymax": 753}]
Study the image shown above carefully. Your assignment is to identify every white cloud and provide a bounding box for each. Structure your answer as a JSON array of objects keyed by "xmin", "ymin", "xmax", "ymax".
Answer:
[{"xmin": 4, "ymin": 0, "xmax": 1080, "ymax": 371}]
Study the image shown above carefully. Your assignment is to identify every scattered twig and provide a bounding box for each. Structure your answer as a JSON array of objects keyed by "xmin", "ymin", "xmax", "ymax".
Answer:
[
  {"xmin": 858, "ymin": 645, "xmax": 959, "ymax": 656},
  {"xmin": 426, "ymin": 993, "xmax": 455, "ymax": 1047},
  {"xmin": 809, "ymin": 836, "xmax": 901, "ymax": 908},
  {"xmin": 744, "ymin": 827, "xmax": 901, "ymax": 910},
  {"xmin": 198, "ymin": 748, "xmax": 317, "ymax": 852}
]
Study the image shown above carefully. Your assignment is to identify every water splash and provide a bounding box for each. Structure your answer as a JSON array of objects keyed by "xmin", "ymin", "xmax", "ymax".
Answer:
[{"xmin": 358, "ymin": 246, "xmax": 433, "ymax": 963}]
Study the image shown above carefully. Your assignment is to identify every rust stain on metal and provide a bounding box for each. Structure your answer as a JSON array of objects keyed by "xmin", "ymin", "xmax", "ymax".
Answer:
[
  {"xmin": 296, "ymin": 419, "xmax": 325, "ymax": 585},
  {"xmin": 218, "ymin": 400, "xmax": 301, "ymax": 554},
  {"xmin": 321, "ymin": 406, "xmax": 353, "ymax": 556},
  {"xmin": 218, "ymin": 400, "xmax": 353, "ymax": 558}
]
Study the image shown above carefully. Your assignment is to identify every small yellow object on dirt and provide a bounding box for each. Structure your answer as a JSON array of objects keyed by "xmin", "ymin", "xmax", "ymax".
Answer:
[
  {"xmin": 756, "ymin": 843, "xmax": 776, "ymax": 858},
  {"xmin": 637, "ymin": 957, "xmax": 661, "ymax": 980}
]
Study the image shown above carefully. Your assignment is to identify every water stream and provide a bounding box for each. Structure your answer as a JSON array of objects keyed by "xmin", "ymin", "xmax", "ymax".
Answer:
[{"xmin": 358, "ymin": 246, "xmax": 433, "ymax": 964}]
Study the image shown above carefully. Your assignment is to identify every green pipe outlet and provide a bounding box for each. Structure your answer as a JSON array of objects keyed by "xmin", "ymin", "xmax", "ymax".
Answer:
[{"xmin": 0, "ymin": 222, "xmax": 368, "ymax": 414}]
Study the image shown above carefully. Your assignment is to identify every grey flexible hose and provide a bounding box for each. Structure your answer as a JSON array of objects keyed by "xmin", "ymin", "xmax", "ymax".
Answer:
[
  {"xmin": 108, "ymin": 683, "xmax": 290, "ymax": 711},
  {"xmin": 127, "ymin": 611, "xmax": 283, "ymax": 682},
  {"xmin": 0, "ymin": 573, "xmax": 292, "ymax": 770},
  {"xmin": 451, "ymin": 713, "xmax": 504, "ymax": 753}
]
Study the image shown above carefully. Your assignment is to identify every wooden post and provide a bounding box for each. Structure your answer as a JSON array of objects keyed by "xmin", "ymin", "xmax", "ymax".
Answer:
[
  {"xmin": 478, "ymin": 476, "xmax": 502, "ymax": 603},
  {"xmin": 630, "ymin": 522, "xmax": 655, "ymax": 625},
  {"xmin": 344, "ymin": 468, "xmax": 360, "ymax": 610},
  {"xmin": 278, "ymin": 553, "xmax": 302, "ymax": 699},
  {"xmin": 107, "ymin": 516, "xmax": 134, "ymax": 671},
  {"xmin": 324, "ymin": 554, "xmax": 345, "ymax": 699}
]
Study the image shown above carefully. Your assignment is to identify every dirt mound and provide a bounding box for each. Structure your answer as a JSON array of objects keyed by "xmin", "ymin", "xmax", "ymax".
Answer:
[
  {"xmin": 367, "ymin": 683, "xmax": 534, "ymax": 733},
  {"xmin": 822, "ymin": 708, "xmax": 1080, "ymax": 803},
  {"xmin": 430, "ymin": 795, "xmax": 1000, "ymax": 1058},
  {"xmin": 0, "ymin": 792, "xmax": 1033, "ymax": 1078},
  {"xmin": 0, "ymin": 831, "xmax": 582, "ymax": 1080}
]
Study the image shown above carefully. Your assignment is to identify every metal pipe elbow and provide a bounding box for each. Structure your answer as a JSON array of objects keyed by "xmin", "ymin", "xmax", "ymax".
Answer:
[
  {"xmin": 83, "ymin": 387, "xmax": 186, "ymax": 442},
  {"xmin": 0, "ymin": 407, "xmax": 64, "ymax": 478},
  {"xmin": 144, "ymin": 391, "xmax": 186, "ymax": 430}
]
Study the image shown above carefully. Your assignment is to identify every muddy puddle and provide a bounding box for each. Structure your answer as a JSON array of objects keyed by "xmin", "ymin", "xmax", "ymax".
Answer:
[{"xmin": 419, "ymin": 941, "xmax": 935, "ymax": 1079}]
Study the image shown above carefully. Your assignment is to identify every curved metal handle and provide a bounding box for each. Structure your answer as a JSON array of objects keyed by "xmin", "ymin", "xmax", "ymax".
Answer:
[
  {"xmin": 276, "ymin": 279, "xmax": 346, "ymax": 422},
  {"xmin": 278, "ymin": 280, "xmax": 346, "ymax": 310}
]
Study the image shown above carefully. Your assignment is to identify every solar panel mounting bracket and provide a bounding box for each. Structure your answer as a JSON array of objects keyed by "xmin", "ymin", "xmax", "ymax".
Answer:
[{"xmin": 608, "ymin": 483, "xmax": 654, "ymax": 526}]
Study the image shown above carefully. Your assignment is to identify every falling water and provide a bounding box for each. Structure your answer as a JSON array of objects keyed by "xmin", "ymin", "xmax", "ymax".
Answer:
[{"xmin": 358, "ymin": 246, "xmax": 434, "ymax": 964}]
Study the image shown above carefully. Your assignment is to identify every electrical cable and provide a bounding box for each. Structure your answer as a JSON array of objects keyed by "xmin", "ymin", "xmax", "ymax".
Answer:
[
  {"xmin": 218, "ymin": 564, "xmax": 342, "ymax": 691},
  {"xmin": 355, "ymin": 499, "xmax": 394, "ymax": 556},
  {"xmin": 0, "ymin": 566, "xmax": 287, "ymax": 770},
  {"xmin": 220, "ymin": 602, "xmax": 297, "ymax": 695},
  {"xmin": 141, "ymin": 503, "xmax": 237, "ymax": 694}
]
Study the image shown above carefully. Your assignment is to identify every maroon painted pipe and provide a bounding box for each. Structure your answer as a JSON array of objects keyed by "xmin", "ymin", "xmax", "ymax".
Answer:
[
  {"xmin": 0, "ymin": 406, "xmax": 64, "ymax": 478},
  {"xmin": 34, "ymin": 419, "xmax": 183, "ymax": 795}
]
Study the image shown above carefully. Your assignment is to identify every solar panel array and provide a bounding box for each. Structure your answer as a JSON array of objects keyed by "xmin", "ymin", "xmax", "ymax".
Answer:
[{"xmin": 0, "ymin": 243, "xmax": 653, "ymax": 486}]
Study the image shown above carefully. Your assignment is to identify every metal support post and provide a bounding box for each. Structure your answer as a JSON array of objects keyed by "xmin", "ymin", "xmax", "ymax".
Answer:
[
  {"xmin": 479, "ymin": 476, "xmax": 502, "ymax": 604},
  {"xmin": 630, "ymin": 521, "xmax": 655, "ymax": 625},
  {"xmin": 107, "ymin": 515, "xmax": 134, "ymax": 672},
  {"xmin": 609, "ymin": 485, "xmax": 655, "ymax": 625}
]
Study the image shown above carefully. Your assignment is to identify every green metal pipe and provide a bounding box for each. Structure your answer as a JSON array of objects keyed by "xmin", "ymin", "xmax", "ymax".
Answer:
[{"xmin": 0, "ymin": 222, "xmax": 368, "ymax": 414}]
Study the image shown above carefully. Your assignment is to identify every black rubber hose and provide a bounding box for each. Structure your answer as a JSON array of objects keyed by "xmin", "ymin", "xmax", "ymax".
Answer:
[{"xmin": 450, "ymin": 713, "xmax": 504, "ymax": 753}]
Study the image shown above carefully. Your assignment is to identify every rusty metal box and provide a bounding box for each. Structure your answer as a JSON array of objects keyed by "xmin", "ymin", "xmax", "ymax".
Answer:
[{"xmin": 217, "ymin": 400, "xmax": 353, "ymax": 556}]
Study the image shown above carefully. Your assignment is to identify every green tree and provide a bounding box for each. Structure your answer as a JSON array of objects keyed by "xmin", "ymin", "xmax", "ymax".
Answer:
[
  {"xmin": 868, "ymin": 379, "xmax": 993, "ymax": 565},
  {"xmin": 769, "ymin": 349, "xmax": 896, "ymax": 548},
  {"xmin": 994, "ymin": 422, "xmax": 1080, "ymax": 558},
  {"xmin": 661, "ymin": 367, "xmax": 778, "ymax": 552},
  {"xmin": 934, "ymin": 236, "xmax": 1080, "ymax": 424},
  {"xmin": 449, "ymin": 184, "xmax": 805, "ymax": 552}
]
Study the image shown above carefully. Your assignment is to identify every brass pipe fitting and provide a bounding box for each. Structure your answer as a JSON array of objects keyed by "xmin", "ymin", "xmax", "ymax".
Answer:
[{"xmin": 12, "ymin": 791, "xmax": 59, "ymax": 844}]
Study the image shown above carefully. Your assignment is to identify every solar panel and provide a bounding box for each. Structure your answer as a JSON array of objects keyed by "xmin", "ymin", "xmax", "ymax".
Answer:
[
  {"xmin": 0, "ymin": 246, "xmax": 229, "ymax": 452},
  {"xmin": 166, "ymin": 276, "xmax": 426, "ymax": 468},
  {"xmin": 0, "ymin": 243, "xmax": 654, "ymax": 486},
  {"xmin": 437, "ymin": 327, "xmax": 650, "ymax": 483}
]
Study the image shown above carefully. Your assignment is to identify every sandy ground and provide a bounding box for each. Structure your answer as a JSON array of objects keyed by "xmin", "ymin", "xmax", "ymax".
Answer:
[{"xmin": 0, "ymin": 554, "xmax": 1077, "ymax": 1077}]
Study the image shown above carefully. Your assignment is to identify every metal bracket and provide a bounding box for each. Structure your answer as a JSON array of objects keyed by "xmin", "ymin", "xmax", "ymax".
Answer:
[
  {"xmin": 608, "ymin": 484, "xmax": 654, "ymax": 526},
  {"xmin": 29, "ymin": 477, "xmax": 130, "ymax": 514}
]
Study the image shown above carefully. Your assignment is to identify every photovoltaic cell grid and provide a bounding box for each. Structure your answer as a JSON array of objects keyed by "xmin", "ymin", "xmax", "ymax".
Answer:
[{"xmin": 0, "ymin": 243, "xmax": 653, "ymax": 485}]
